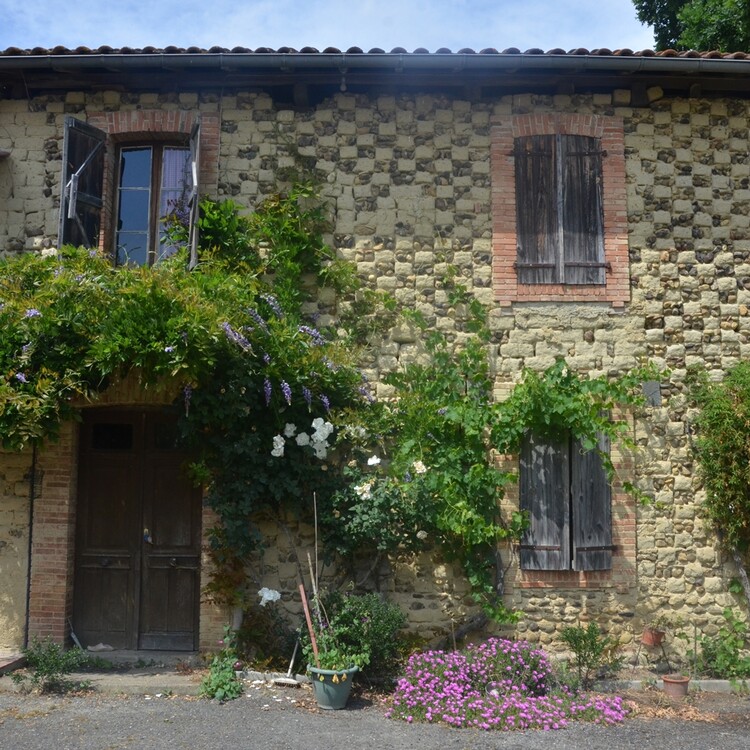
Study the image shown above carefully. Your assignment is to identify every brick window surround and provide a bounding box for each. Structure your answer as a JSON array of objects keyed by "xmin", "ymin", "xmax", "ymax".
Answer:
[
  {"xmin": 491, "ymin": 113, "xmax": 629, "ymax": 308},
  {"xmin": 86, "ymin": 110, "xmax": 219, "ymax": 256}
]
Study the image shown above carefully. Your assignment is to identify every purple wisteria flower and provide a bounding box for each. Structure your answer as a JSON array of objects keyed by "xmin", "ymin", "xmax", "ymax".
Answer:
[
  {"xmin": 21, "ymin": 343, "xmax": 31, "ymax": 354},
  {"xmin": 320, "ymin": 394, "xmax": 330, "ymax": 412},
  {"xmin": 260, "ymin": 293, "xmax": 283, "ymax": 318},
  {"xmin": 302, "ymin": 386, "xmax": 312, "ymax": 407},
  {"xmin": 262, "ymin": 352, "xmax": 271, "ymax": 365},
  {"xmin": 247, "ymin": 308, "xmax": 269, "ymax": 334},
  {"xmin": 221, "ymin": 321, "xmax": 252, "ymax": 351},
  {"xmin": 15, "ymin": 372, "xmax": 28, "ymax": 383},
  {"xmin": 359, "ymin": 384, "xmax": 375, "ymax": 403},
  {"xmin": 280, "ymin": 381, "xmax": 292, "ymax": 405},
  {"xmin": 264, "ymin": 377, "xmax": 273, "ymax": 406},
  {"xmin": 24, "ymin": 308, "xmax": 41, "ymax": 319},
  {"xmin": 298, "ymin": 325, "xmax": 326, "ymax": 346},
  {"xmin": 164, "ymin": 346, "xmax": 175, "ymax": 353}
]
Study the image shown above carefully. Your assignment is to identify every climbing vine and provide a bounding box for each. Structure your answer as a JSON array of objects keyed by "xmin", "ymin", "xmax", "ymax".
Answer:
[
  {"xmin": 0, "ymin": 182, "xmax": 654, "ymax": 622},
  {"xmin": 689, "ymin": 363, "xmax": 750, "ymax": 606}
]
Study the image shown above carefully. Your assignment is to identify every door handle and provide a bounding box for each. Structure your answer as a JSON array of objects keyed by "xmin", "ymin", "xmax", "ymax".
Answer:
[
  {"xmin": 143, "ymin": 528, "xmax": 153, "ymax": 544},
  {"xmin": 170, "ymin": 558, "xmax": 178, "ymax": 567}
]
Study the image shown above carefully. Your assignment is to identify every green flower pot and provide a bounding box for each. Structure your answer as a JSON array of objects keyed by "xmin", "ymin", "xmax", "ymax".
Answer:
[{"xmin": 308, "ymin": 665, "xmax": 358, "ymax": 710}]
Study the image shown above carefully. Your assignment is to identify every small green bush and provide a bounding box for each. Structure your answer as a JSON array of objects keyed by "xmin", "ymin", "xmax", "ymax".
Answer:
[
  {"xmin": 12, "ymin": 637, "xmax": 90, "ymax": 693},
  {"xmin": 200, "ymin": 627, "xmax": 243, "ymax": 702},
  {"xmin": 560, "ymin": 622, "xmax": 622, "ymax": 690},
  {"xmin": 697, "ymin": 608, "xmax": 750, "ymax": 679},
  {"xmin": 302, "ymin": 591, "xmax": 407, "ymax": 677}
]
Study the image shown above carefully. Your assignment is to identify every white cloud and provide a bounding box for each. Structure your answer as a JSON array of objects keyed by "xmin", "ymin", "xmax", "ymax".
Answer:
[{"xmin": 0, "ymin": 0, "xmax": 655, "ymax": 52}]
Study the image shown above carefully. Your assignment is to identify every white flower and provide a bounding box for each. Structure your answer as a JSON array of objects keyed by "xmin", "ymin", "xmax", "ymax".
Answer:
[
  {"xmin": 283, "ymin": 423, "xmax": 297, "ymax": 438},
  {"xmin": 412, "ymin": 460, "xmax": 427, "ymax": 475},
  {"xmin": 367, "ymin": 455, "xmax": 381, "ymax": 466},
  {"xmin": 311, "ymin": 417, "xmax": 325, "ymax": 431},
  {"xmin": 312, "ymin": 420, "xmax": 334, "ymax": 442},
  {"xmin": 295, "ymin": 432, "xmax": 311, "ymax": 446},
  {"xmin": 271, "ymin": 434, "xmax": 285, "ymax": 457},
  {"xmin": 258, "ymin": 587, "xmax": 281, "ymax": 607},
  {"xmin": 416, "ymin": 530, "xmax": 428, "ymax": 540},
  {"xmin": 354, "ymin": 480, "xmax": 373, "ymax": 500},
  {"xmin": 313, "ymin": 445, "xmax": 328, "ymax": 459}
]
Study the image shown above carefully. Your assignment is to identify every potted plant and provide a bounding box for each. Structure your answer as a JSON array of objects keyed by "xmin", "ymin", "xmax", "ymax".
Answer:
[
  {"xmin": 300, "ymin": 589, "xmax": 406, "ymax": 710},
  {"xmin": 641, "ymin": 614, "xmax": 668, "ymax": 647}
]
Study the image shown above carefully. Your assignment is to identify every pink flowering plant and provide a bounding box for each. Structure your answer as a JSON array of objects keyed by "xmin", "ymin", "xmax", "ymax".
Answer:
[{"xmin": 388, "ymin": 637, "xmax": 629, "ymax": 731}]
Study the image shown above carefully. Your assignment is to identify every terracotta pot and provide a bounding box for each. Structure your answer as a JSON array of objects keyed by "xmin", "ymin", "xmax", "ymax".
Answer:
[
  {"xmin": 641, "ymin": 628, "xmax": 666, "ymax": 647},
  {"xmin": 662, "ymin": 674, "xmax": 690, "ymax": 698}
]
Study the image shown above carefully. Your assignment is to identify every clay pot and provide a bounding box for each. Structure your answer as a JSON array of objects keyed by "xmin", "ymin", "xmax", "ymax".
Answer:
[
  {"xmin": 641, "ymin": 628, "xmax": 666, "ymax": 647},
  {"xmin": 662, "ymin": 674, "xmax": 690, "ymax": 698}
]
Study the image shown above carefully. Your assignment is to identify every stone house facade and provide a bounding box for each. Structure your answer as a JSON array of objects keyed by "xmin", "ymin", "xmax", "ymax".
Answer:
[{"xmin": 0, "ymin": 46, "xmax": 749, "ymax": 655}]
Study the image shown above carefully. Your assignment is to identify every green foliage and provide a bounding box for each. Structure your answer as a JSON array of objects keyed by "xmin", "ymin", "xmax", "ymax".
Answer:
[
  {"xmin": 697, "ymin": 608, "xmax": 750, "ymax": 679},
  {"xmin": 302, "ymin": 591, "xmax": 407, "ymax": 674},
  {"xmin": 678, "ymin": 0, "xmax": 750, "ymax": 51},
  {"xmin": 632, "ymin": 0, "xmax": 750, "ymax": 51},
  {"xmin": 559, "ymin": 623, "xmax": 623, "ymax": 690},
  {"xmin": 200, "ymin": 627, "xmax": 244, "ymax": 701},
  {"xmin": 633, "ymin": 0, "xmax": 691, "ymax": 49},
  {"xmin": 325, "ymin": 294, "xmax": 651, "ymax": 618},
  {"xmin": 689, "ymin": 363, "xmax": 750, "ymax": 557},
  {"xmin": 11, "ymin": 637, "xmax": 91, "ymax": 693}
]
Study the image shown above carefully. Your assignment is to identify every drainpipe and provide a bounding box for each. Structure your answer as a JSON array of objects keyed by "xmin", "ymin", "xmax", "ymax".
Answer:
[{"xmin": 23, "ymin": 442, "xmax": 37, "ymax": 648}]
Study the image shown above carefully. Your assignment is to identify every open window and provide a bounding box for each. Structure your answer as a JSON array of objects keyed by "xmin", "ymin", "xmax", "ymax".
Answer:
[
  {"xmin": 519, "ymin": 431, "xmax": 612, "ymax": 571},
  {"xmin": 515, "ymin": 134, "xmax": 606, "ymax": 286},
  {"xmin": 58, "ymin": 116, "xmax": 201, "ymax": 266}
]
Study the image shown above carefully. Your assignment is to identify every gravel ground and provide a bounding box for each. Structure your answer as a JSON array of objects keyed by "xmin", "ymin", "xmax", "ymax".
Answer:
[{"xmin": 1, "ymin": 681, "xmax": 749, "ymax": 750}]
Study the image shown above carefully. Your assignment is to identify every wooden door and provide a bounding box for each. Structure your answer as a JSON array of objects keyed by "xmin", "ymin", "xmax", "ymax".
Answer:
[{"xmin": 73, "ymin": 410, "xmax": 201, "ymax": 650}]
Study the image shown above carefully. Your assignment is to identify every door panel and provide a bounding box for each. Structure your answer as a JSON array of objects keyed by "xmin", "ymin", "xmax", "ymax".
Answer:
[{"xmin": 74, "ymin": 410, "xmax": 200, "ymax": 651}]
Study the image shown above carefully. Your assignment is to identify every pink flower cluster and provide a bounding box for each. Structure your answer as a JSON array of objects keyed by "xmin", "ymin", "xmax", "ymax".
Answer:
[{"xmin": 387, "ymin": 637, "xmax": 628, "ymax": 731}]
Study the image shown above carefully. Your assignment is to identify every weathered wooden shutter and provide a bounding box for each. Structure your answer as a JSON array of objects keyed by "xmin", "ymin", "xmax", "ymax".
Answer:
[
  {"xmin": 515, "ymin": 135, "xmax": 558, "ymax": 284},
  {"xmin": 187, "ymin": 121, "xmax": 201, "ymax": 270},
  {"xmin": 519, "ymin": 432, "xmax": 570, "ymax": 570},
  {"xmin": 58, "ymin": 117, "xmax": 106, "ymax": 249},
  {"xmin": 561, "ymin": 135, "xmax": 605, "ymax": 285},
  {"xmin": 571, "ymin": 433, "xmax": 612, "ymax": 570}
]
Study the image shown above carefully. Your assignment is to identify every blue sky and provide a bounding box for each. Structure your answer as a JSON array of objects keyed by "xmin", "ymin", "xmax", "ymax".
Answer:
[{"xmin": 0, "ymin": 0, "xmax": 655, "ymax": 53}]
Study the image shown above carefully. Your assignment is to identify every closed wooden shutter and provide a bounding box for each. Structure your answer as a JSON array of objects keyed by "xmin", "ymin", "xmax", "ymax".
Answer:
[
  {"xmin": 187, "ymin": 121, "xmax": 201, "ymax": 270},
  {"xmin": 519, "ymin": 432, "xmax": 570, "ymax": 570},
  {"xmin": 515, "ymin": 134, "xmax": 605, "ymax": 286},
  {"xmin": 58, "ymin": 117, "xmax": 106, "ymax": 249},
  {"xmin": 571, "ymin": 433, "xmax": 612, "ymax": 571},
  {"xmin": 515, "ymin": 135, "xmax": 558, "ymax": 284},
  {"xmin": 561, "ymin": 135, "xmax": 605, "ymax": 285}
]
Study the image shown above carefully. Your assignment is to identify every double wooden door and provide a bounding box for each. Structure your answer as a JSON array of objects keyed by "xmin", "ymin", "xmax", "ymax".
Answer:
[{"xmin": 73, "ymin": 410, "xmax": 201, "ymax": 650}]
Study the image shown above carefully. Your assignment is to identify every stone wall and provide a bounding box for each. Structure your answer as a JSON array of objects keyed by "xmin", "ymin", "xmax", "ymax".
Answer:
[
  {"xmin": 0, "ymin": 86, "xmax": 748, "ymax": 653},
  {"xmin": 0, "ymin": 449, "xmax": 33, "ymax": 649}
]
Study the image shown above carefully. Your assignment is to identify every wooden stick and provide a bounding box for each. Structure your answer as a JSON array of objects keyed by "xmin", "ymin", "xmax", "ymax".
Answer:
[{"xmin": 299, "ymin": 583, "xmax": 320, "ymax": 667}]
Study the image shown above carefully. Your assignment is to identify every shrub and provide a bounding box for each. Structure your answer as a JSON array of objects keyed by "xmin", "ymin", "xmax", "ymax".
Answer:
[
  {"xmin": 697, "ymin": 608, "xmax": 750, "ymax": 679},
  {"xmin": 559, "ymin": 622, "xmax": 623, "ymax": 690},
  {"xmin": 301, "ymin": 591, "xmax": 407, "ymax": 676},
  {"xmin": 12, "ymin": 638, "xmax": 90, "ymax": 693},
  {"xmin": 388, "ymin": 637, "xmax": 629, "ymax": 731},
  {"xmin": 200, "ymin": 628, "xmax": 243, "ymax": 702}
]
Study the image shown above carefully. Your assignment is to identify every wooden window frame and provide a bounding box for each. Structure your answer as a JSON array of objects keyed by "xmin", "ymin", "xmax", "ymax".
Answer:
[
  {"xmin": 59, "ymin": 111, "xmax": 218, "ymax": 267},
  {"xmin": 492, "ymin": 113, "xmax": 629, "ymax": 307}
]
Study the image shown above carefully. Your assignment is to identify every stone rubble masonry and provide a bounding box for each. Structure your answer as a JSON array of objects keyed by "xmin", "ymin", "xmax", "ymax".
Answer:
[{"xmin": 0, "ymin": 88, "xmax": 747, "ymax": 652}]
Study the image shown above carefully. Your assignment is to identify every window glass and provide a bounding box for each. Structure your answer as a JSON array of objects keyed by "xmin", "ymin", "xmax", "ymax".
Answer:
[{"xmin": 115, "ymin": 145, "xmax": 190, "ymax": 267}]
